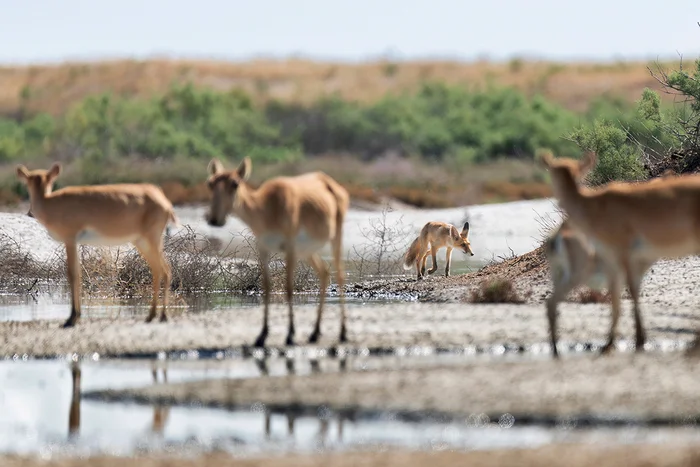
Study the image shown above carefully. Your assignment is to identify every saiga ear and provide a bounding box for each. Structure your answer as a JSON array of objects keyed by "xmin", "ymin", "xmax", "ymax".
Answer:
[
  {"xmin": 578, "ymin": 151, "xmax": 598, "ymax": 178},
  {"xmin": 16, "ymin": 165, "xmax": 29, "ymax": 182},
  {"xmin": 47, "ymin": 162, "xmax": 61, "ymax": 180},
  {"xmin": 536, "ymin": 150, "xmax": 555, "ymax": 169},
  {"xmin": 237, "ymin": 157, "xmax": 252, "ymax": 181},
  {"xmin": 208, "ymin": 158, "xmax": 224, "ymax": 176}
]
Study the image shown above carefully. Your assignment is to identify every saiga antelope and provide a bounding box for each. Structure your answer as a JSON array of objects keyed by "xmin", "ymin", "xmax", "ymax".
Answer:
[
  {"xmin": 206, "ymin": 158, "xmax": 350, "ymax": 348},
  {"xmin": 403, "ymin": 221, "xmax": 474, "ymax": 280},
  {"xmin": 16, "ymin": 163, "xmax": 178, "ymax": 327},
  {"xmin": 540, "ymin": 151, "xmax": 699, "ymax": 353},
  {"xmin": 544, "ymin": 219, "xmax": 621, "ymax": 357}
]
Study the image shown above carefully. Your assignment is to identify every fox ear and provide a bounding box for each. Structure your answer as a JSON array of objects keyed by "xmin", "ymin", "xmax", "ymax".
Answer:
[{"xmin": 461, "ymin": 221, "xmax": 470, "ymax": 237}]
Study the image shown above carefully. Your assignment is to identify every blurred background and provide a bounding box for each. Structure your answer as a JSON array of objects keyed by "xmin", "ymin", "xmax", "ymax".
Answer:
[{"xmin": 0, "ymin": 0, "xmax": 698, "ymax": 209}]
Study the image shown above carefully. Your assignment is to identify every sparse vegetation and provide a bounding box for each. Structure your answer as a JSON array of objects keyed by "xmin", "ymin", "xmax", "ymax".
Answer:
[
  {"xmin": 0, "ymin": 227, "xmax": 323, "ymax": 301},
  {"xmin": 573, "ymin": 288, "xmax": 611, "ymax": 304},
  {"xmin": 0, "ymin": 58, "xmax": 686, "ymax": 210},
  {"xmin": 350, "ymin": 207, "xmax": 413, "ymax": 279}
]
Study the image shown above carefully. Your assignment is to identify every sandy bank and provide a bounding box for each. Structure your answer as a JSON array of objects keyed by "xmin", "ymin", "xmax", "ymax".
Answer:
[{"xmin": 3, "ymin": 442, "xmax": 700, "ymax": 467}]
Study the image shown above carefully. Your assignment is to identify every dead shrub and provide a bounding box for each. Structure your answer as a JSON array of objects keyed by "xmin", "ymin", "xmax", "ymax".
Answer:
[
  {"xmin": 217, "ymin": 229, "xmax": 318, "ymax": 294},
  {"xmin": 0, "ymin": 225, "xmax": 323, "ymax": 298},
  {"xmin": 573, "ymin": 288, "xmax": 611, "ymax": 304},
  {"xmin": 470, "ymin": 277, "xmax": 524, "ymax": 304},
  {"xmin": 350, "ymin": 206, "xmax": 412, "ymax": 280},
  {"xmin": 116, "ymin": 225, "xmax": 223, "ymax": 296},
  {"xmin": 0, "ymin": 230, "xmax": 61, "ymax": 292}
]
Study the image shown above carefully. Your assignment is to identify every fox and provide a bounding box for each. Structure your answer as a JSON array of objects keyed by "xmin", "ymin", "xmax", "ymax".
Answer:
[{"xmin": 403, "ymin": 221, "xmax": 474, "ymax": 280}]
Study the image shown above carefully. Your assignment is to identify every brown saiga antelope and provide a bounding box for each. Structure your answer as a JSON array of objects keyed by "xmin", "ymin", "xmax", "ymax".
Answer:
[
  {"xmin": 540, "ymin": 151, "xmax": 700, "ymax": 353},
  {"xmin": 544, "ymin": 219, "xmax": 623, "ymax": 358},
  {"xmin": 403, "ymin": 221, "xmax": 474, "ymax": 280},
  {"xmin": 206, "ymin": 158, "xmax": 350, "ymax": 347},
  {"xmin": 16, "ymin": 163, "xmax": 178, "ymax": 327}
]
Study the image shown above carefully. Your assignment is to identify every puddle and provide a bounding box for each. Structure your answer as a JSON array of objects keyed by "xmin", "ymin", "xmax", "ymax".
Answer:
[
  {"xmin": 4, "ymin": 356, "xmax": 700, "ymax": 457},
  {"xmin": 0, "ymin": 291, "xmax": 402, "ymax": 323}
]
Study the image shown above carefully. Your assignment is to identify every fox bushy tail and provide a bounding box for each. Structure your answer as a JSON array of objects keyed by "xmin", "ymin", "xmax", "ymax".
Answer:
[{"xmin": 403, "ymin": 236, "xmax": 423, "ymax": 270}]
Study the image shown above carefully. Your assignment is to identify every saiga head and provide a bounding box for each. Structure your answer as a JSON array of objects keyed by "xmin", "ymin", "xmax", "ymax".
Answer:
[
  {"xmin": 205, "ymin": 157, "xmax": 252, "ymax": 227},
  {"xmin": 458, "ymin": 221, "xmax": 475, "ymax": 257},
  {"xmin": 16, "ymin": 162, "xmax": 61, "ymax": 198},
  {"xmin": 538, "ymin": 151, "xmax": 597, "ymax": 187}
]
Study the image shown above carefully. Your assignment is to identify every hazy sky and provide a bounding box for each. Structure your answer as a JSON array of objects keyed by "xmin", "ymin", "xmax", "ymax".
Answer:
[{"xmin": 1, "ymin": 0, "xmax": 699, "ymax": 64}]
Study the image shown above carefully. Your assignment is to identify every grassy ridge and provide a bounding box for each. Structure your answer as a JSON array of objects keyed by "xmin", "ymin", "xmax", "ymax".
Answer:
[
  {"xmin": 0, "ymin": 58, "xmax": 684, "ymax": 209},
  {"xmin": 0, "ymin": 58, "xmax": 678, "ymax": 117}
]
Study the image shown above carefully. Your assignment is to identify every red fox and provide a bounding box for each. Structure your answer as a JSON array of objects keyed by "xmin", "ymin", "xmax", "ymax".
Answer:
[{"xmin": 403, "ymin": 221, "xmax": 474, "ymax": 280}]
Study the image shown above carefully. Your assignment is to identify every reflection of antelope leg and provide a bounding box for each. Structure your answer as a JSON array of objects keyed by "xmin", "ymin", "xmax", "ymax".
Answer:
[
  {"xmin": 255, "ymin": 357, "xmax": 269, "ymax": 377},
  {"xmin": 339, "ymin": 357, "xmax": 347, "ymax": 373},
  {"xmin": 68, "ymin": 362, "xmax": 81, "ymax": 438},
  {"xmin": 151, "ymin": 365, "xmax": 170, "ymax": 436},
  {"xmin": 287, "ymin": 413, "xmax": 295, "ymax": 438},
  {"xmin": 338, "ymin": 414, "xmax": 344, "ymax": 441},
  {"xmin": 318, "ymin": 418, "xmax": 329, "ymax": 448},
  {"xmin": 285, "ymin": 357, "xmax": 295, "ymax": 374},
  {"xmin": 310, "ymin": 359, "xmax": 321, "ymax": 374},
  {"xmin": 264, "ymin": 411, "xmax": 271, "ymax": 439}
]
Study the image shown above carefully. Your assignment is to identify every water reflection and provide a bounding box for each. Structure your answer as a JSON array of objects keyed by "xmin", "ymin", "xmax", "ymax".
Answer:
[
  {"xmin": 67, "ymin": 361, "xmax": 172, "ymax": 442},
  {"xmin": 255, "ymin": 355, "xmax": 349, "ymax": 447},
  {"xmin": 0, "ymin": 291, "xmax": 400, "ymax": 323}
]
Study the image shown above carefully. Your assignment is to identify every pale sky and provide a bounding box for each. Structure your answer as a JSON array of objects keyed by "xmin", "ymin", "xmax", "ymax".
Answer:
[{"xmin": 1, "ymin": 0, "xmax": 699, "ymax": 64}]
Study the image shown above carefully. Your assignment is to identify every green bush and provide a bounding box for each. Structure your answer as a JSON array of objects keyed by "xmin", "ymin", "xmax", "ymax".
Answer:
[
  {"xmin": 0, "ymin": 79, "xmax": 679, "ymax": 184},
  {"xmin": 569, "ymin": 120, "xmax": 646, "ymax": 185}
]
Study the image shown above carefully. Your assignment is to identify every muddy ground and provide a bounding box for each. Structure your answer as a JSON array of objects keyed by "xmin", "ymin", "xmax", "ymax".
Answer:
[
  {"xmin": 2, "ymin": 296, "xmax": 699, "ymax": 358},
  {"xmin": 3, "ymin": 247, "xmax": 700, "ymax": 357},
  {"xmin": 3, "ymin": 443, "xmax": 700, "ymax": 467}
]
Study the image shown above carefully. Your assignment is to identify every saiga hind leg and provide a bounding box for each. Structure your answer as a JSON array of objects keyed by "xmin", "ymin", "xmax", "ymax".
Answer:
[
  {"xmin": 307, "ymin": 253, "xmax": 330, "ymax": 344},
  {"xmin": 332, "ymin": 232, "xmax": 348, "ymax": 343}
]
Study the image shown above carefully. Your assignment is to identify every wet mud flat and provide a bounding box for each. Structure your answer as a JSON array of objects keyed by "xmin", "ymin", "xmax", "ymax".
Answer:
[
  {"xmin": 85, "ymin": 352, "xmax": 700, "ymax": 426},
  {"xmin": 2, "ymin": 298, "xmax": 700, "ymax": 358}
]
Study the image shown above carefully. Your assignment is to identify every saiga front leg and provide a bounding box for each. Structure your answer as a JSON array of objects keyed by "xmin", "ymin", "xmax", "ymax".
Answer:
[
  {"xmin": 63, "ymin": 242, "xmax": 81, "ymax": 328},
  {"xmin": 254, "ymin": 249, "xmax": 271, "ymax": 348}
]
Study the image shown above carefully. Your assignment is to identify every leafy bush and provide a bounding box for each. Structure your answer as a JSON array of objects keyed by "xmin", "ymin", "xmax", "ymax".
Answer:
[
  {"xmin": 568, "ymin": 119, "xmax": 647, "ymax": 185},
  {"xmin": 0, "ymin": 79, "xmax": 669, "ymax": 186}
]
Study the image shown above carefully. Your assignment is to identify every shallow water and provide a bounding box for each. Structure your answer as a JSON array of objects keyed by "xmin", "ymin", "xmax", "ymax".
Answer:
[
  {"xmin": 4, "ymin": 357, "xmax": 700, "ymax": 458},
  {"xmin": 0, "ymin": 292, "xmax": 401, "ymax": 323}
]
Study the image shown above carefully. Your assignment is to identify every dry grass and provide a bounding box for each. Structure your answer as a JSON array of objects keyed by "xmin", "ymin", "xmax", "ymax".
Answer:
[
  {"xmin": 0, "ymin": 154, "xmax": 552, "ymax": 210},
  {"xmin": 470, "ymin": 277, "xmax": 524, "ymax": 304},
  {"xmin": 0, "ymin": 231, "xmax": 61, "ymax": 292},
  {"xmin": 573, "ymin": 288, "xmax": 611, "ymax": 304},
  {"xmin": 0, "ymin": 227, "xmax": 323, "ymax": 301},
  {"xmin": 0, "ymin": 58, "xmax": 681, "ymax": 117}
]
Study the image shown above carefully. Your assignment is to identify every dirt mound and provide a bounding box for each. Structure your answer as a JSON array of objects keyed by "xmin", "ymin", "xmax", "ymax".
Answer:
[{"xmin": 344, "ymin": 247, "xmax": 550, "ymax": 303}]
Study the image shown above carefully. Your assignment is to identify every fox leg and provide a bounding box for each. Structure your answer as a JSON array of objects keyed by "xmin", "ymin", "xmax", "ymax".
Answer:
[
  {"xmin": 427, "ymin": 245, "xmax": 439, "ymax": 275},
  {"xmin": 420, "ymin": 250, "xmax": 430, "ymax": 277},
  {"xmin": 444, "ymin": 247, "xmax": 453, "ymax": 276}
]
